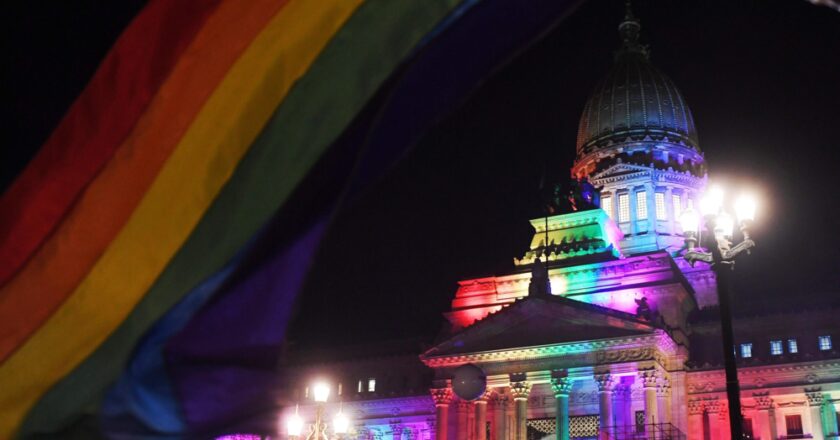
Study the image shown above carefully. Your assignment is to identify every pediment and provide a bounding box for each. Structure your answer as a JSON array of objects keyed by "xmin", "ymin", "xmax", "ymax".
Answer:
[
  {"xmin": 590, "ymin": 163, "xmax": 651, "ymax": 180},
  {"xmin": 424, "ymin": 295, "xmax": 656, "ymax": 359}
]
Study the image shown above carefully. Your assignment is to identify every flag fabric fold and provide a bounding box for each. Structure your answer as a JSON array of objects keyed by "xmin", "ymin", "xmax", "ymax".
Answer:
[{"xmin": 0, "ymin": 0, "xmax": 580, "ymax": 437}]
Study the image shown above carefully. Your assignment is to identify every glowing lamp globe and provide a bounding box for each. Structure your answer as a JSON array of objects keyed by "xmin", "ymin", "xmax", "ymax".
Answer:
[
  {"xmin": 715, "ymin": 212, "xmax": 735, "ymax": 238},
  {"xmin": 679, "ymin": 208, "xmax": 700, "ymax": 233},
  {"xmin": 333, "ymin": 412, "xmax": 350, "ymax": 434},
  {"xmin": 452, "ymin": 363, "xmax": 487, "ymax": 401},
  {"xmin": 287, "ymin": 413, "xmax": 304, "ymax": 437},
  {"xmin": 735, "ymin": 194, "xmax": 757, "ymax": 222},
  {"xmin": 313, "ymin": 382, "xmax": 330, "ymax": 403},
  {"xmin": 699, "ymin": 186, "xmax": 724, "ymax": 216}
]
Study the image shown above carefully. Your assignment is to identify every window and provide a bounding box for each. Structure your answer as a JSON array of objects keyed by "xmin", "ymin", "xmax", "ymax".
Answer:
[
  {"xmin": 602, "ymin": 196, "xmax": 613, "ymax": 219},
  {"xmin": 770, "ymin": 340, "xmax": 783, "ymax": 355},
  {"xmin": 304, "ymin": 386, "xmax": 310, "ymax": 399},
  {"xmin": 338, "ymin": 382, "xmax": 343, "ymax": 396},
  {"xmin": 636, "ymin": 191, "xmax": 648, "ymax": 220},
  {"xmin": 618, "ymin": 194, "xmax": 630, "ymax": 222},
  {"xmin": 635, "ymin": 410, "xmax": 646, "ymax": 433},
  {"xmin": 655, "ymin": 193, "xmax": 666, "ymax": 220},
  {"xmin": 743, "ymin": 418, "xmax": 754, "ymax": 439},
  {"xmin": 687, "ymin": 198, "xmax": 694, "ymax": 210},
  {"xmin": 740, "ymin": 343, "xmax": 753, "ymax": 358},
  {"xmin": 673, "ymin": 194, "xmax": 682, "ymax": 219},
  {"xmin": 788, "ymin": 339, "xmax": 799, "ymax": 354},
  {"xmin": 367, "ymin": 378, "xmax": 376, "ymax": 392},
  {"xmin": 785, "ymin": 414, "xmax": 803, "ymax": 436},
  {"xmin": 357, "ymin": 380, "xmax": 363, "ymax": 393},
  {"xmin": 819, "ymin": 335, "xmax": 833, "ymax": 351}
]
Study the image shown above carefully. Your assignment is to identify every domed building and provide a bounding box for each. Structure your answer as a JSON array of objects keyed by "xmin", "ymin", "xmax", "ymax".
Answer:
[
  {"xmin": 572, "ymin": 7, "xmax": 706, "ymax": 256},
  {"xmin": 279, "ymin": 7, "xmax": 840, "ymax": 440}
]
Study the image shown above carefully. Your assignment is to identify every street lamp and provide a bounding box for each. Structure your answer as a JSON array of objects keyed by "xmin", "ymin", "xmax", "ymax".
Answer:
[
  {"xmin": 679, "ymin": 187, "xmax": 758, "ymax": 440},
  {"xmin": 287, "ymin": 382, "xmax": 352, "ymax": 440}
]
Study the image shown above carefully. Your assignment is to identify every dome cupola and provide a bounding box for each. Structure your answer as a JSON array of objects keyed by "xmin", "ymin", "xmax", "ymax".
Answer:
[{"xmin": 572, "ymin": 4, "xmax": 703, "ymax": 180}]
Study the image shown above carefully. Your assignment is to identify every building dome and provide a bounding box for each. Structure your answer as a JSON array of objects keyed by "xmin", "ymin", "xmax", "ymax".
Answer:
[{"xmin": 575, "ymin": 10, "xmax": 699, "ymax": 157}]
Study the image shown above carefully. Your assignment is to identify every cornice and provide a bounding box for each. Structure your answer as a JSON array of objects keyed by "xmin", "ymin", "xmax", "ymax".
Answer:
[
  {"xmin": 421, "ymin": 330, "xmax": 677, "ymax": 368},
  {"xmin": 348, "ymin": 395, "xmax": 435, "ymax": 413},
  {"xmin": 686, "ymin": 359, "xmax": 840, "ymax": 394},
  {"xmin": 592, "ymin": 166, "xmax": 705, "ymax": 188}
]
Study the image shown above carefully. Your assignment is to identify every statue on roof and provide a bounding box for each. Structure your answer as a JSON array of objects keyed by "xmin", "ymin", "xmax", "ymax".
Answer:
[
  {"xmin": 635, "ymin": 296, "xmax": 653, "ymax": 321},
  {"xmin": 567, "ymin": 177, "xmax": 600, "ymax": 211},
  {"xmin": 528, "ymin": 257, "xmax": 552, "ymax": 297}
]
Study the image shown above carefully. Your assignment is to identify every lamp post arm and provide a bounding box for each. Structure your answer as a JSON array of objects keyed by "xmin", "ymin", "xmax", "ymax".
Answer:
[
  {"xmin": 721, "ymin": 239, "xmax": 755, "ymax": 261},
  {"xmin": 683, "ymin": 250, "xmax": 714, "ymax": 266}
]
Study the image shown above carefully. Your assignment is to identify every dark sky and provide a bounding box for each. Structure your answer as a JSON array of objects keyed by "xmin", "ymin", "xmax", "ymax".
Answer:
[{"xmin": 3, "ymin": 1, "xmax": 840, "ymax": 351}]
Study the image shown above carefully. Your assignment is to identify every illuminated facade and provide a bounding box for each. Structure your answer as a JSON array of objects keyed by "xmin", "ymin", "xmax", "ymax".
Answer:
[{"xmin": 279, "ymin": 7, "xmax": 840, "ymax": 440}]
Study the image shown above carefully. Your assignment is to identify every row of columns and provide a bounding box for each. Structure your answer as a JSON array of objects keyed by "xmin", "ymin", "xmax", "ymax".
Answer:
[
  {"xmin": 430, "ymin": 368, "xmax": 669, "ymax": 440},
  {"xmin": 689, "ymin": 388, "xmax": 839, "ymax": 440}
]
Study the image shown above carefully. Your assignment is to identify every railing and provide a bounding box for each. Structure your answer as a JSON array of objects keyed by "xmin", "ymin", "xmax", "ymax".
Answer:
[{"xmin": 601, "ymin": 423, "xmax": 686, "ymax": 440}]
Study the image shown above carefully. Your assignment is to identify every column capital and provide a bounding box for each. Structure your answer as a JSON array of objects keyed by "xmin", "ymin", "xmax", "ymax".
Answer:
[
  {"xmin": 492, "ymin": 392, "xmax": 508, "ymax": 407},
  {"xmin": 456, "ymin": 400, "xmax": 471, "ymax": 411},
  {"xmin": 752, "ymin": 391, "xmax": 774, "ymax": 410},
  {"xmin": 705, "ymin": 398, "xmax": 724, "ymax": 414},
  {"xmin": 805, "ymin": 387, "xmax": 824, "ymax": 407},
  {"xmin": 717, "ymin": 406, "xmax": 729, "ymax": 421},
  {"xmin": 509, "ymin": 381, "xmax": 531, "ymax": 401},
  {"xmin": 474, "ymin": 389, "xmax": 493, "ymax": 403},
  {"xmin": 593, "ymin": 373, "xmax": 616, "ymax": 393},
  {"xmin": 550, "ymin": 376, "xmax": 573, "ymax": 397},
  {"xmin": 637, "ymin": 367, "xmax": 658, "ymax": 389},
  {"xmin": 431, "ymin": 387, "xmax": 454, "ymax": 406},
  {"xmin": 688, "ymin": 398, "xmax": 705, "ymax": 415},
  {"xmin": 656, "ymin": 377, "xmax": 671, "ymax": 397}
]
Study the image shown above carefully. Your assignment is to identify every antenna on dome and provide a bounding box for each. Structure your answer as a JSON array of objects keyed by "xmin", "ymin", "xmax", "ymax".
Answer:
[{"xmin": 616, "ymin": 0, "xmax": 648, "ymax": 60}]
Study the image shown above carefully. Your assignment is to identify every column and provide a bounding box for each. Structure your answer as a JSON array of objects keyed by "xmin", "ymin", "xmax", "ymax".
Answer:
[
  {"xmin": 668, "ymin": 371, "xmax": 688, "ymax": 433},
  {"xmin": 717, "ymin": 406, "xmax": 731, "ymax": 440},
  {"xmin": 509, "ymin": 375, "xmax": 531, "ymax": 440},
  {"xmin": 807, "ymin": 389, "xmax": 826, "ymax": 440},
  {"xmin": 610, "ymin": 191, "xmax": 619, "ymax": 224},
  {"xmin": 638, "ymin": 368, "xmax": 659, "ymax": 426},
  {"xmin": 457, "ymin": 401, "xmax": 469, "ymax": 440},
  {"xmin": 493, "ymin": 393, "xmax": 508, "ymax": 440},
  {"xmin": 475, "ymin": 392, "xmax": 491, "ymax": 440},
  {"xmin": 645, "ymin": 183, "xmax": 655, "ymax": 234},
  {"xmin": 391, "ymin": 421, "xmax": 404, "ymax": 440},
  {"xmin": 706, "ymin": 400, "xmax": 729, "ymax": 440},
  {"xmin": 657, "ymin": 377, "xmax": 672, "ymax": 425},
  {"xmin": 628, "ymin": 189, "xmax": 638, "ymax": 236},
  {"xmin": 688, "ymin": 399, "xmax": 705, "ymax": 440},
  {"xmin": 551, "ymin": 372, "xmax": 573, "ymax": 440},
  {"xmin": 431, "ymin": 386, "xmax": 453, "ymax": 440},
  {"xmin": 506, "ymin": 392, "xmax": 515, "ymax": 440},
  {"xmin": 753, "ymin": 392, "xmax": 776, "ymax": 440},
  {"xmin": 594, "ymin": 373, "xmax": 616, "ymax": 439},
  {"xmin": 665, "ymin": 186, "xmax": 675, "ymax": 234},
  {"xmin": 824, "ymin": 400, "xmax": 839, "ymax": 439}
]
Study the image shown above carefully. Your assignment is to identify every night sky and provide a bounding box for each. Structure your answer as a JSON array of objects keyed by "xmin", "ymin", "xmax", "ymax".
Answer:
[{"xmin": 3, "ymin": 1, "xmax": 840, "ymax": 353}]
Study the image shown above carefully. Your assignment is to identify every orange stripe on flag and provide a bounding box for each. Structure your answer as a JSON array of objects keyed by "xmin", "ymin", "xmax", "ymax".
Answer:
[{"xmin": 0, "ymin": 0, "xmax": 289, "ymax": 363}]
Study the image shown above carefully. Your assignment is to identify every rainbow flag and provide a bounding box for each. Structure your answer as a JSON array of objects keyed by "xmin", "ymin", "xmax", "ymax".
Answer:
[{"xmin": 0, "ymin": 0, "xmax": 579, "ymax": 437}]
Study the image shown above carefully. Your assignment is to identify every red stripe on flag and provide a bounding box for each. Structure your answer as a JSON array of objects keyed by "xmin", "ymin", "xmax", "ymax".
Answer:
[{"xmin": 0, "ymin": 0, "xmax": 223, "ymax": 285}]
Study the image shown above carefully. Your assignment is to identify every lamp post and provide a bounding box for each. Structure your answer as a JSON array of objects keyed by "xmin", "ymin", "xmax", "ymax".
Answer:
[
  {"xmin": 287, "ymin": 382, "xmax": 352, "ymax": 440},
  {"xmin": 679, "ymin": 187, "xmax": 757, "ymax": 440}
]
